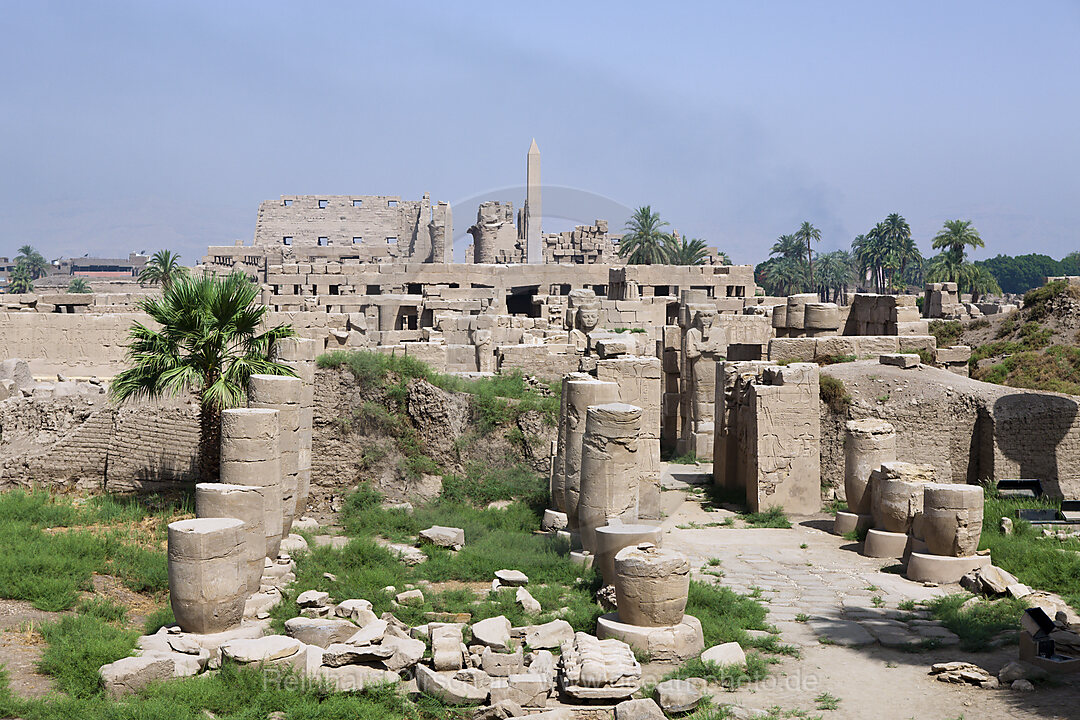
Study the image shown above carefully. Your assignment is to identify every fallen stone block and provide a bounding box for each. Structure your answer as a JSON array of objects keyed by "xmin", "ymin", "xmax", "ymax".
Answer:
[
  {"xmin": 220, "ymin": 635, "xmax": 303, "ymax": 664},
  {"xmin": 879, "ymin": 353, "xmax": 920, "ymax": 369},
  {"xmin": 701, "ymin": 641, "xmax": 746, "ymax": 667},
  {"xmin": 420, "ymin": 526, "xmax": 465, "ymax": 549},
  {"xmin": 615, "ymin": 698, "xmax": 666, "ymax": 720},
  {"xmin": 284, "ymin": 617, "xmax": 358, "ymax": 648},
  {"xmin": 489, "ymin": 672, "xmax": 551, "ymax": 707},
  {"xmin": 656, "ymin": 677, "xmax": 706, "ymax": 713},
  {"xmin": 495, "ymin": 570, "xmax": 529, "ymax": 586},
  {"xmin": 100, "ymin": 656, "xmax": 174, "ymax": 698},
  {"xmin": 314, "ymin": 664, "xmax": 400, "ymax": 692},
  {"xmin": 416, "ymin": 664, "xmax": 489, "ymax": 704},
  {"xmin": 516, "ymin": 587, "xmax": 541, "ymax": 615},
  {"xmin": 395, "ymin": 589, "xmax": 425, "ymax": 606},
  {"xmin": 472, "ymin": 615, "xmax": 512, "ymax": 651},
  {"xmin": 523, "ymin": 620, "xmax": 574, "ymax": 650}
]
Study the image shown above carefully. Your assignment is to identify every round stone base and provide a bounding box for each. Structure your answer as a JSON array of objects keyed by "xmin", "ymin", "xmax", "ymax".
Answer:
[
  {"xmin": 902, "ymin": 537, "xmax": 929, "ymax": 565},
  {"xmin": 595, "ymin": 613, "xmax": 704, "ymax": 663},
  {"xmin": 861, "ymin": 528, "xmax": 909, "ymax": 559},
  {"xmin": 834, "ymin": 512, "xmax": 873, "ymax": 536},
  {"xmin": 542, "ymin": 510, "xmax": 568, "ymax": 532},
  {"xmin": 905, "ymin": 552, "xmax": 991, "ymax": 584}
]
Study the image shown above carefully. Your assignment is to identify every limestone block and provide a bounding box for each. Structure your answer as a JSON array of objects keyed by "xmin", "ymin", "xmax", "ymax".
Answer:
[
  {"xmin": 870, "ymin": 462, "xmax": 936, "ymax": 533},
  {"xmin": 482, "ymin": 647, "xmax": 526, "ymax": 676},
  {"xmin": 701, "ymin": 641, "xmax": 746, "ymax": 666},
  {"xmin": 472, "ymin": 615, "xmax": 512, "ymax": 651},
  {"xmin": 843, "ymin": 419, "xmax": 896, "ymax": 516},
  {"xmin": 879, "ymin": 353, "xmax": 920, "ymax": 369},
  {"xmin": 523, "ymin": 619, "xmax": 574, "ymax": 649},
  {"xmin": 168, "ymin": 518, "xmax": 247, "ymax": 634},
  {"xmin": 814, "ymin": 336, "xmax": 857, "ymax": 359},
  {"xmin": 321, "ymin": 642, "xmax": 395, "ymax": 666},
  {"xmin": 313, "ymin": 664, "xmax": 400, "ymax": 692},
  {"xmin": 346, "ymin": 618, "xmax": 387, "ymax": 646},
  {"xmin": 379, "ymin": 632, "xmax": 426, "ymax": 670},
  {"xmin": 248, "ymin": 374, "xmax": 302, "ymax": 538},
  {"xmin": 595, "ymin": 613, "xmax": 704, "ymax": 663},
  {"xmin": 284, "ymin": 617, "xmax": 359, "ymax": 648},
  {"xmin": 195, "ymin": 483, "xmax": 266, "ymax": 594},
  {"xmin": 420, "ymin": 526, "xmax": 465, "ymax": 549},
  {"xmin": 853, "ymin": 336, "xmax": 900, "ymax": 358},
  {"xmin": 578, "ymin": 403, "xmax": 643, "ymax": 552},
  {"xmin": 613, "ymin": 543, "xmax": 689, "ymax": 627},
  {"xmin": 656, "ymin": 677, "xmax": 705, "ymax": 713},
  {"xmin": 921, "ymin": 483, "xmax": 983, "ymax": 557},
  {"xmin": 803, "ymin": 303, "xmax": 840, "ymax": 330},
  {"xmin": 767, "ymin": 338, "xmax": 817, "ymax": 364},
  {"xmin": 516, "ymin": 587, "xmax": 542, "ymax": 615},
  {"xmin": 495, "ymin": 569, "xmax": 529, "ymax": 586},
  {"xmin": 432, "ymin": 623, "xmax": 466, "ymax": 671},
  {"xmin": 936, "ymin": 345, "xmax": 971, "ymax": 363},
  {"xmin": 416, "ymin": 664, "xmax": 489, "ymax": 704},
  {"xmin": 100, "ymin": 655, "xmax": 174, "ymax": 698},
  {"xmin": 615, "ymin": 698, "xmax": 666, "ymax": 720}
]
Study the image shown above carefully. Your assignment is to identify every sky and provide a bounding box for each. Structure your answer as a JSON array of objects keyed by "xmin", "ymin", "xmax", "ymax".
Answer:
[{"xmin": 1, "ymin": 1, "xmax": 1078, "ymax": 266}]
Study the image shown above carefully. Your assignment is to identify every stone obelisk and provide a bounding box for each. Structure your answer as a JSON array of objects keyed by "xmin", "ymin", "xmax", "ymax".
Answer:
[{"xmin": 525, "ymin": 139, "xmax": 542, "ymax": 264}]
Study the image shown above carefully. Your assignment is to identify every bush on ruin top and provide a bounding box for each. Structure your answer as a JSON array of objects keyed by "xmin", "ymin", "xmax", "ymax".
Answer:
[
  {"xmin": 819, "ymin": 374, "xmax": 852, "ymax": 414},
  {"xmin": 1022, "ymin": 279, "xmax": 1080, "ymax": 321}
]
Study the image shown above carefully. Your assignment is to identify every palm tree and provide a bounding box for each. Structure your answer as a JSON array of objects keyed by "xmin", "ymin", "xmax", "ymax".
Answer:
[
  {"xmin": 67, "ymin": 278, "xmax": 92, "ymax": 293},
  {"xmin": 792, "ymin": 222, "xmax": 822, "ymax": 288},
  {"xmin": 878, "ymin": 213, "xmax": 919, "ymax": 292},
  {"xmin": 139, "ymin": 249, "xmax": 188, "ymax": 289},
  {"xmin": 110, "ymin": 272, "xmax": 296, "ymax": 483},
  {"xmin": 618, "ymin": 206, "xmax": 672, "ymax": 265},
  {"xmin": 666, "ymin": 235, "xmax": 710, "ymax": 266},
  {"xmin": 714, "ymin": 251, "xmax": 732, "ymax": 265},
  {"xmin": 931, "ymin": 220, "xmax": 983, "ymax": 259},
  {"xmin": 7, "ymin": 262, "xmax": 34, "ymax": 294},
  {"xmin": 16, "ymin": 245, "xmax": 49, "ymax": 280},
  {"xmin": 964, "ymin": 265, "xmax": 1001, "ymax": 302},
  {"xmin": 815, "ymin": 250, "xmax": 856, "ymax": 303},
  {"xmin": 759, "ymin": 256, "xmax": 808, "ymax": 296},
  {"xmin": 770, "ymin": 234, "xmax": 806, "ymax": 260},
  {"xmin": 851, "ymin": 232, "xmax": 885, "ymax": 293},
  {"xmin": 926, "ymin": 252, "xmax": 964, "ymax": 285}
]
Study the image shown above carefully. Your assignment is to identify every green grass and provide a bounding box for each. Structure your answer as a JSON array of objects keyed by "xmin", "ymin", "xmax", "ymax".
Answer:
[
  {"xmin": 744, "ymin": 507, "xmax": 791, "ymax": 529},
  {"xmin": 814, "ymin": 692, "xmax": 840, "ymax": 711},
  {"xmin": 662, "ymin": 655, "xmax": 771, "ymax": 691},
  {"xmin": 925, "ymin": 593, "xmax": 1027, "ymax": 651},
  {"xmin": 816, "ymin": 354, "xmax": 856, "ymax": 366},
  {"xmin": 668, "ymin": 452, "xmax": 702, "ymax": 465},
  {"xmin": 929, "ymin": 320, "xmax": 964, "ymax": 347},
  {"xmin": 0, "ymin": 490, "xmax": 178, "ymax": 611},
  {"xmin": 37, "ymin": 612, "xmax": 139, "ymax": 698},
  {"xmin": 979, "ymin": 490, "xmax": 1080, "ymax": 609}
]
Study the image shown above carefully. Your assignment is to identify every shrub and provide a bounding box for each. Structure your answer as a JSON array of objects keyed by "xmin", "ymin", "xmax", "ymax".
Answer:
[
  {"xmin": 38, "ymin": 613, "xmax": 138, "ymax": 697},
  {"xmin": 744, "ymin": 506, "xmax": 791, "ymax": 529},
  {"xmin": 817, "ymin": 354, "xmax": 856, "ymax": 366},
  {"xmin": 1022, "ymin": 280, "xmax": 1080, "ymax": 321},
  {"xmin": 819, "ymin": 374, "xmax": 851, "ymax": 414},
  {"xmin": 929, "ymin": 320, "xmax": 964, "ymax": 347}
]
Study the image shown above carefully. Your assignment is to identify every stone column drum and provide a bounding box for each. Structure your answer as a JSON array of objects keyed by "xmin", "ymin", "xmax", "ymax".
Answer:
[
  {"xmin": 594, "ymin": 524, "xmax": 662, "ymax": 586},
  {"xmin": 562, "ymin": 378, "xmax": 619, "ymax": 538},
  {"xmin": 844, "ymin": 419, "xmax": 896, "ymax": 515},
  {"xmin": 613, "ymin": 543, "xmax": 690, "ymax": 627},
  {"xmin": 195, "ymin": 483, "xmax": 267, "ymax": 594},
  {"xmin": 577, "ymin": 403, "xmax": 642, "ymax": 553},
  {"xmin": 274, "ymin": 338, "xmax": 318, "ymax": 519},
  {"xmin": 168, "ymin": 518, "xmax": 248, "ymax": 634},
  {"xmin": 921, "ymin": 483, "xmax": 984, "ymax": 557},
  {"xmin": 248, "ymin": 374, "xmax": 302, "ymax": 538},
  {"xmin": 870, "ymin": 461, "xmax": 936, "ymax": 533},
  {"xmin": 220, "ymin": 408, "xmax": 282, "ymax": 558}
]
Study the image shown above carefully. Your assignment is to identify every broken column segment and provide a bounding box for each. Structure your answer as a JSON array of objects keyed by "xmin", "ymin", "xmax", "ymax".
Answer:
[
  {"xmin": 836, "ymin": 418, "xmax": 896, "ymax": 535},
  {"xmin": 906, "ymin": 483, "xmax": 989, "ymax": 583},
  {"xmin": 248, "ymin": 374, "xmax": 302, "ymax": 538},
  {"xmin": 167, "ymin": 517, "xmax": 248, "ymax": 634},
  {"xmin": 561, "ymin": 377, "xmax": 619, "ymax": 541},
  {"xmin": 220, "ymin": 408, "xmax": 282, "ymax": 558},
  {"xmin": 577, "ymin": 402, "xmax": 642, "ymax": 554},
  {"xmin": 863, "ymin": 461, "xmax": 935, "ymax": 559},
  {"xmin": 274, "ymin": 337, "xmax": 318, "ymax": 520},
  {"xmin": 194, "ymin": 482, "xmax": 267, "ymax": 594}
]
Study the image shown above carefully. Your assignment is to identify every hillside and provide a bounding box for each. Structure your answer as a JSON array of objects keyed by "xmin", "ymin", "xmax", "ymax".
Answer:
[{"xmin": 930, "ymin": 280, "xmax": 1080, "ymax": 395}]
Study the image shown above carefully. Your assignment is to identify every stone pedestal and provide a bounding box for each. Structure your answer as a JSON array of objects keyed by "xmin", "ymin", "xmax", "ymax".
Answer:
[
  {"xmin": 578, "ymin": 403, "xmax": 642, "ymax": 553},
  {"xmin": 168, "ymin": 518, "xmax": 248, "ymax": 634},
  {"xmin": 833, "ymin": 511, "xmax": 873, "ymax": 536},
  {"xmin": 220, "ymin": 408, "xmax": 282, "ymax": 558},
  {"xmin": 594, "ymin": 523, "xmax": 662, "ymax": 586},
  {"xmin": 921, "ymin": 484, "xmax": 984, "ymax": 557},
  {"xmin": 861, "ymin": 528, "xmax": 910, "ymax": 559},
  {"xmin": 844, "ymin": 419, "xmax": 896, "ymax": 515},
  {"xmin": 905, "ymin": 552, "xmax": 991, "ymax": 584},
  {"xmin": 248, "ymin": 374, "xmax": 303, "ymax": 539},
  {"xmin": 562, "ymin": 378, "xmax": 619, "ymax": 540},
  {"xmin": 194, "ymin": 482, "xmax": 266, "ymax": 594},
  {"xmin": 595, "ymin": 613, "xmax": 704, "ymax": 663}
]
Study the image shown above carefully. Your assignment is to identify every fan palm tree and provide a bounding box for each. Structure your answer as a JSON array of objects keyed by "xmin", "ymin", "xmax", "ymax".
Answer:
[
  {"xmin": 618, "ymin": 206, "xmax": 672, "ymax": 265},
  {"xmin": 792, "ymin": 222, "xmax": 822, "ymax": 288},
  {"xmin": 666, "ymin": 235, "xmax": 711, "ymax": 266},
  {"xmin": 931, "ymin": 220, "xmax": 983, "ymax": 259},
  {"xmin": 110, "ymin": 272, "xmax": 296, "ymax": 482},
  {"xmin": 7, "ymin": 262, "xmax": 34, "ymax": 294},
  {"xmin": 67, "ymin": 277, "xmax": 92, "ymax": 293},
  {"xmin": 139, "ymin": 249, "xmax": 188, "ymax": 289},
  {"xmin": 16, "ymin": 245, "xmax": 49, "ymax": 280}
]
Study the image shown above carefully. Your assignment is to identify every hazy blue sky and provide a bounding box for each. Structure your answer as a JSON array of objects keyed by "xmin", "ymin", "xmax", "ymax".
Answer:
[{"xmin": 2, "ymin": 1, "xmax": 1078, "ymax": 265}]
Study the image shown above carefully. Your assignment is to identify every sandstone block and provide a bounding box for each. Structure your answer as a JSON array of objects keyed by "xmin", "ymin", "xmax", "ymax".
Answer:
[
  {"xmin": 100, "ymin": 656, "xmax": 174, "ymax": 698},
  {"xmin": 168, "ymin": 518, "xmax": 247, "ymax": 634},
  {"xmin": 613, "ymin": 543, "xmax": 690, "ymax": 627}
]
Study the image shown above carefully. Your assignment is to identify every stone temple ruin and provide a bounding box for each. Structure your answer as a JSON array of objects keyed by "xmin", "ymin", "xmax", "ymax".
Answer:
[{"xmin": 3, "ymin": 145, "xmax": 1080, "ymax": 713}]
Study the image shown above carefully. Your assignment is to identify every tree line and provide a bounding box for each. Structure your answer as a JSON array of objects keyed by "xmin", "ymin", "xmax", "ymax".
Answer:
[{"xmin": 5, "ymin": 247, "xmax": 186, "ymax": 294}]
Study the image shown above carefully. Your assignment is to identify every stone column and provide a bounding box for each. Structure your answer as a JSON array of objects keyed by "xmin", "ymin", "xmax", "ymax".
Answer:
[
  {"xmin": 195, "ymin": 483, "xmax": 267, "ymax": 595},
  {"xmin": 921, "ymin": 483, "xmax": 983, "ymax": 557},
  {"xmin": 274, "ymin": 337, "xmax": 318, "ymax": 521},
  {"xmin": 836, "ymin": 418, "xmax": 896, "ymax": 535},
  {"xmin": 594, "ymin": 524, "xmax": 662, "ymax": 586},
  {"xmin": 248, "ymin": 374, "xmax": 302, "ymax": 538},
  {"xmin": 577, "ymin": 403, "xmax": 642, "ymax": 553},
  {"xmin": 168, "ymin": 518, "xmax": 247, "ymax": 634},
  {"xmin": 551, "ymin": 372, "xmax": 592, "ymax": 515},
  {"xmin": 863, "ymin": 461, "xmax": 935, "ymax": 559},
  {"xmin": 562, "ymin": 378, "xmax": 619, "ymax": 540},
  {"xmin": 220, "ymin": 408, "xmax": 282, "ymax": 558}
]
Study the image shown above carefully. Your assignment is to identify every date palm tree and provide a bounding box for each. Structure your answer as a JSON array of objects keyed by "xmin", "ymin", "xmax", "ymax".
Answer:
[
  {"xmin": 16, "ymin": 245, "xmax": 49, "ymax": 280},
  {"xmin": 878, "ymin": 213, "xmax": 919, "ymax": 292},
  {"xmin": 110, "ymin": 272, "xmax": 296, "ymax": 482},
  {"xmin": 815, "ymin": 250, "xmax": 856, "ymax": 303},
  {"xmin": 7, "ymin": 262, "xmax": 34, "ymax": 294},
  {"xmin": 666, "ymin": 235, "xmax": 711, "ymax": 265},
  {"xmin": 67, "ymin": 277, "xmax": 92, "ymax": 293},
  {"xmin": 618, "ymin": 206, "xmax": 673, "ymax": 265},
  {"xmin": 931, "ymin": 220, "xmax": 984, "ymax": 259},
  {"xmin": 139, "ymin": 249, "xmax": 188, "ymax": 289},
  {"xmin": 792, "ymin": 222, "xmax": 821, "ymax": 289}
]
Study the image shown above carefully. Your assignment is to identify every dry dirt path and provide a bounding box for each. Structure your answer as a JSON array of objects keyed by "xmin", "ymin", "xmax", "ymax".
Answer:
[{"xmin": 658, "ymin": 462, "xmax": 1080, "ymax": 720}]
